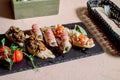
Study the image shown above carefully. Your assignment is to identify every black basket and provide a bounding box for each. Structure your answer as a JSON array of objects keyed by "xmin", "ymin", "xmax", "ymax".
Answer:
[{"xmin": 87, "ymin": 0, "xmax": 120, "ymax": 50}]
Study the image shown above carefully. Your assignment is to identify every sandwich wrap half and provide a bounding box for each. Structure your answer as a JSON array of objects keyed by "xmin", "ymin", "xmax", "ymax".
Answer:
[
  {"xmin": 32, "ymin": 24, "xmax": 44, "ymax": 42},
  {"xmin": 52, "ymin": 25, "xmax": 72, "ymax": 54},
  {"xmin": 41, "ymin": 27, "xmax": 58, "ymax": 47}
]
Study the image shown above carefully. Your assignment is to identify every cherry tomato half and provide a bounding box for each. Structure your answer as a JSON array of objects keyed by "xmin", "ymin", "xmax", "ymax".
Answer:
[
  {"xmin": 12, "ymin": 50, "xmax": 23, "ymax": 62},
  {"xmin": 0, "ymin": 46, "xmax": 10, "ymax": 52},
  {"xmin": 0, "ymin": 46, "xmax": 10, "ymax": 60}
]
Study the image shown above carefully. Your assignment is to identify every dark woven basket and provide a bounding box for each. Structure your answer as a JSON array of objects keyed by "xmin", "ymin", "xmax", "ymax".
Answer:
[{"xmin": 87, "ymin": 0, "xmax": 120, "ymax": 50}]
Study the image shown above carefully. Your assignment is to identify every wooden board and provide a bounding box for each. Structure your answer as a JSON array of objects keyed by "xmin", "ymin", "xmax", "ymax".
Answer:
[{"xmin": 11, "ymin": 0, "xmax": 60, "ymax": 19}]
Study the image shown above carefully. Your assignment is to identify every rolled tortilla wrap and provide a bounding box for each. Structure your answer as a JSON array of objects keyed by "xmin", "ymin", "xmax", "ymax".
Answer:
[
  {"xmin": 52, "ymin": 25, "xmax": 72, "ymax": 54},
  {"xmin": 32, "ymin": 24, "xmax": 43, "ymax": 42},
  {"xmin": 41, "ymin": 27, "xmax": 58, "ymax": 47}
]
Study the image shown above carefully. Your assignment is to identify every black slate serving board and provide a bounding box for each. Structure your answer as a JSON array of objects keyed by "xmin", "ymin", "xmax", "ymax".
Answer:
[{"xmin": 0, "ymin": 22, "xmax": 103, "ymax": 76}]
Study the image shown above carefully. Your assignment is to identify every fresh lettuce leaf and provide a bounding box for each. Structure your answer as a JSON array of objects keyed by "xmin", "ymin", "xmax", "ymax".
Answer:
[{"xmin": 74, "ymin": 25, "xmax": 87, "ymax": 35}]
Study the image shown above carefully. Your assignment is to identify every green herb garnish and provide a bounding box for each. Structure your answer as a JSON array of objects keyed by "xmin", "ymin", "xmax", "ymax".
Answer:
[
  {"xmin": 74, "ymin": 25, "xmax": 87, "ymax": 35},
  {"xmin": 10, "ymin": 44, "xmax": 37, "ymax": 70},
  {"xmin": 1, "ymin": 38, "xmax": 37, "ymax": 70},
  {"xmin": 1, "ymin": 38, "xmax": 14, "ymax": 70},
  {"xmin": 23, "ymin": 52, "xmax": 37, "ymax": 70}
]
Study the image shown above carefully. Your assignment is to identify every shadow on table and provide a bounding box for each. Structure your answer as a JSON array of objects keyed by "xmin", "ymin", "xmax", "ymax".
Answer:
[
  {"xmin": 0, "ymin": 0, "xmax": 14, "ymax": 19},
  {"xmin": 76, "ymin": 7, "xmax": 120, "ymax": 56}
]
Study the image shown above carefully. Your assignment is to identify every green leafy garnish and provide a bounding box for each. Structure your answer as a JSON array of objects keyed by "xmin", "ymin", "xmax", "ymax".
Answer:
[
  {"xmin": 10, "ymin": 44, "xmax": 24, "ymax": 54},
  {"xmin": 1, "ymin": 38, "xmax": 37, "ymax": 70},
  {"xmin": 37, "ymin": 35, "xmax": 42, "ymax": 39},
  {"xmin": 4, "ymin": 48, "xmax": 9, "ymax": 55},
  {"xmin": 10, "ymin": 44, "xmax": 19, "ymax": 51},
  {"xmin": 23, "ymin": 52, "xmax": 37, "ymax": 70},
  {"xmin": 1, "ymin": 38, "xmax": 14, "ymax": 70},
  {"xmin": 10, "ymin": 44, "xmax": 37, "ymax": 70},
  {"xmin": 74, "ymin": 25, "xmax": 87, "ymax": 35},
  {"xmin": 5, "ymin": 58, "xmax": 14, "ymax": 70}
]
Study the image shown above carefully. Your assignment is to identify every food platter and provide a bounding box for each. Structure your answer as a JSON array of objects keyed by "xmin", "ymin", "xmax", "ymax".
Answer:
[{"xmin": 0, "ymin": 22, "xmax": 103, "ymax": 76}]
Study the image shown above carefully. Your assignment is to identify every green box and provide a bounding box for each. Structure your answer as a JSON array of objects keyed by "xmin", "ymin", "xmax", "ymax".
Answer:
[{"xmin": 11, "ymin": 0, "xmax": 60, "ymax": 19}]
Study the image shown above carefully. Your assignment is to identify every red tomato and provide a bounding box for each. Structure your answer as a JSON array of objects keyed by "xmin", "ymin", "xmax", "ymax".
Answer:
[
  {"xmin": 12, "ymin": 50, "xmax": 23, "ymax": 62},
  {"xmin": 56, "ymin": 25, "xmax": 64, "ymax": 31},
  {"xmin": 0, "ymin": 46, "xmax": 10, "ymax": 52},
  {"xmin": 0, "ymin": 46, "xmax": 10, "ymax": 60},
  {"xmin": 56, "ymin": 25, "xmax": 64, "ymax": 34}
]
